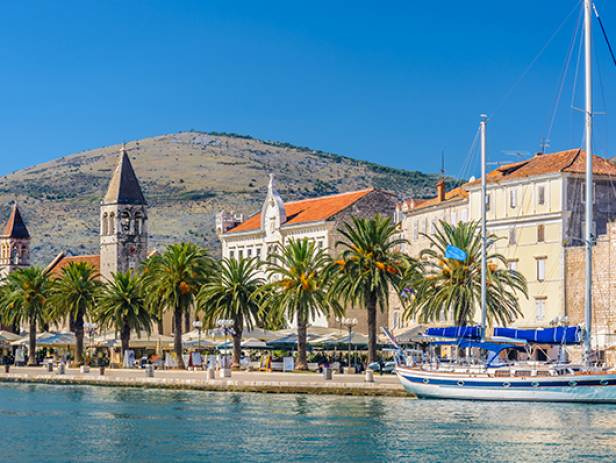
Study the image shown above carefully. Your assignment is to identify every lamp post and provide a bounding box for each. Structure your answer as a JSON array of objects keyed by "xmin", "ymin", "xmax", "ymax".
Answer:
[
  {"xmin": 216, "ymin": 319, "xmax": 234, "ymax": 370},
  {"xmin": 84, "ymin": 322, "xmax": 98, "ymax": 366},
  {"xmin": 192, "ymin": 320, "xmax": 203, "ymax": 351},
  {"xmin": 337, "ymin": 317, "xmax": 358, "ymax": 370}
]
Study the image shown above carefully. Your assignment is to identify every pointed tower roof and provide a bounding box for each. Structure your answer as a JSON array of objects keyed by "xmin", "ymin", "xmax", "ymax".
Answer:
[
  {"xmin": 103, "ymin": 145, "xmax": 146, "ymax": 205},
  {"xmin": 2, "ymin": 203, "xmax": 30, "ymax": 239}
]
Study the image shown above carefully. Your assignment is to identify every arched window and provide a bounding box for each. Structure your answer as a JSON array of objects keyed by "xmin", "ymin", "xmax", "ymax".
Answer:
[
  {"xmin": 134, "ymin": 212, "xmax": 143, "ymax": 235},
  {"xmin": 120, "ymin": 210, "xmax": 131, "ymax": 233},
  {"xmin": 109, "ymin": 212, "xmax": 116, "ymax": 234},
  {"xmin": 102, "ymin": 213, "xmax": 108, "ymax": 235},
  {"xmin": 11, "ymin": 246, "xmax": 18, "ymax": 264}
]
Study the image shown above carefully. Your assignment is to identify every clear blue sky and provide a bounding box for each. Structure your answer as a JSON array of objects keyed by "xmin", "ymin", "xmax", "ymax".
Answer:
[{"xmin": 0, "ymin": 1, "xmax": 614, "ymax": 179}]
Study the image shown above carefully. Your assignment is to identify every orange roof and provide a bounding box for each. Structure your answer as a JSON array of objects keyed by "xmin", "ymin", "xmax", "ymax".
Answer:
[
  {"xmin": 227, "ymin": 189, "xmax": 374, "ymax": 234},
  {"xmin": 468, "ymin": 149, "xmax": 616, "ymax": 186},
  {"xmin": 406, "ymin": 186, "xmax": 469, "ymax": 211},
  {"xmin": 48, "ymin": 255, "xmax": 100, "ymax": 276}
]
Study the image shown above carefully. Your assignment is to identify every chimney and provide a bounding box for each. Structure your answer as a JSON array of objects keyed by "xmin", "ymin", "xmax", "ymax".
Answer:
[{"xmin": 436, "ymin": 179, "xmax": 446, "ymax": 202}]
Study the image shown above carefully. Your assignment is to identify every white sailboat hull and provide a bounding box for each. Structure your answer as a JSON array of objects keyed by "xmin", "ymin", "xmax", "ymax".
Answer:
[{"xmin": 397, "ymin": 366, "xmax": 616, "ymax": 403}]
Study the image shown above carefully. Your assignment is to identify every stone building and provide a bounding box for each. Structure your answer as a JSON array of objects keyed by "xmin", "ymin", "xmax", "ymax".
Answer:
[
  {"xmin": 566, "ymin": 221, "xmax": 616, "ymax": 352},
  {"xmin": 0, "ymin": 203, "xmax": 31, "ymax": 278},
  {"xmin": 217, "ymin": 174, "xmax": 398, "ymax": 334},
  {"xmin": 395, "ymin": 149, "xmax": 616, "ymax": 329},
  {"xmin": 48, "ymin": 146, "xmax": 148, "ymax": 282}
]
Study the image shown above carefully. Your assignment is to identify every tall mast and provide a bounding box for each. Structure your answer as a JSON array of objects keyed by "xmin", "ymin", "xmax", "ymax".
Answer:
[
  {"xmin": 480, "ymin": 114, "xmax": 488, "ymax": 341},
  {"xmin": 583, "ymin": 0, "xmax": 593, "ymax": 365}
]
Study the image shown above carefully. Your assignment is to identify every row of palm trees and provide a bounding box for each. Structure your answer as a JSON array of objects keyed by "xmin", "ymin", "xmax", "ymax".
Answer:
[{"xmin": 0, "ymin": 215, "xmax": 528, "ymax": 370}]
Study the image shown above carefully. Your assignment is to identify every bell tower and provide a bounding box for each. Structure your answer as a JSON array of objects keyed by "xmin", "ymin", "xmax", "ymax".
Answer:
[
  {"xmin": 100, "ymin": 145, "xmax": 148, "ymax": 280},
  {"xmin": 0, "ymin": 203, "xmax": 31, "ymax": 278}
]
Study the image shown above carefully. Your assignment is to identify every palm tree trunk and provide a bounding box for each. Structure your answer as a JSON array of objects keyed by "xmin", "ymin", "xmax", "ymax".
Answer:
[
  {"xmin": 74, "ymin": 311, "xmax": 85, "ymax": 366},
  {"xmin": 27, "ymin": 318, "xmax": 37, "ymax": 366},
  {"xmin": 157, "ymin": 317, "xmax": 164, "ymax": 335},
  {"xmin": 184, "ymin": 311, "xmax": 191, "ymax": 334},
  {"xmin": 232, "ymin": 318, "xmax": 243, "ymax": 369},
  {"xmin": 296, "ymin": 312, "xmax": 308, "ymax": 371},
  {"xmin": 120, "ymin": 322, "xmax": 131, "ymax": 358},
  {"xmin": 367, "ymin": 293, "xmax": 377, "ymax": 364},
  {"xmin": 174, "ymin": 306, "xmax": 185, "ymax": 369}
]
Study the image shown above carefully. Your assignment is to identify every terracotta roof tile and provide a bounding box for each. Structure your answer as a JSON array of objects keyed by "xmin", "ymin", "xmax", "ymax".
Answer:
[
  {"xmin": 468, "ymin": 149, "xmax": 616, "ymax": 186},
  {"xmin": 408, "ymin": 186, "xmax": 469, "ymax": 211},
  {"xmin": 227, "ymin": 189, "xmax": 374, "ymax": 234},
  {"xmin": 48, "ymin": 255, "xmax": 100, "ymax": 276}
]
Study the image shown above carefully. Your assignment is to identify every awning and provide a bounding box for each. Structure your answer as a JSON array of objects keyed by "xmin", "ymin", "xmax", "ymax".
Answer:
[{"xmin": 425, "ymin": 326, "xmax": 482, "ymax": 339}]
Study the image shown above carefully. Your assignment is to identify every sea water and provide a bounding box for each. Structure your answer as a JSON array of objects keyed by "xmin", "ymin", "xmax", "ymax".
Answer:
[{"xmin": 1, "ymin": 384, "xmax": 615, "ymax": 462}]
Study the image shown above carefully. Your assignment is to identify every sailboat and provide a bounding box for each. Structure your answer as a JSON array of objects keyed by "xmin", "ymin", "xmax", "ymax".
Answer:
[{"xmin": 388, "ymin": 0, "xmax": 616, "ymax": 402}]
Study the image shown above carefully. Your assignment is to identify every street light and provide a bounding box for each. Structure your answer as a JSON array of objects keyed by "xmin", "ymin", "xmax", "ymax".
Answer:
[
  {"xmin": 216, "ymin": 319, "xmax": 234, "ymax": 369},
  {"xmin": 337, "ymin": 317, "xmax": 358, "ymax": 370},
  {"xmin": 192, "ymin": 320, "xmax": 203, "ymax": 351},
  {"xmin": 84, "ymin": 322, "xmax": 98, "ymax": 366}
]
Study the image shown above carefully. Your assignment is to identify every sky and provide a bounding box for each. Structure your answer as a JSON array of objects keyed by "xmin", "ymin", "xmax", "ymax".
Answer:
[{"xmin": 0, "ymin": 0, "xmax": 614, "ymax": 179}]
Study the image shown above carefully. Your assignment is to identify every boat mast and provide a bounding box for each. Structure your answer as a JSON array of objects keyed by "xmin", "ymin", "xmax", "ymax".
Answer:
[
  {"xmin": 480, "ymin": 114, "xmax": 488, "ymax": 341},
  {"xmin": 583, "ymin": 0, "xmax": 594, "ymax": 365}
]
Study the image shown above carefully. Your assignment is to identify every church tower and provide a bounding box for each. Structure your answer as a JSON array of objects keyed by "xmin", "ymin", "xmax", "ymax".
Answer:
[
  {"xmin": 100, "ymin": 145, "xmax": 148, "ymax": 280},
  {"xmin": 0, "ymin": 203, "xmax": 30, "ymax": 278}
]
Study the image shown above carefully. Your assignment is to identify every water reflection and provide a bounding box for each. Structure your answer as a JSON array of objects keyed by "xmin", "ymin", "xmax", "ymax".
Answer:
[{"xmin": 1, "ymin": 385, "xmax": 616, "ymax": 462}]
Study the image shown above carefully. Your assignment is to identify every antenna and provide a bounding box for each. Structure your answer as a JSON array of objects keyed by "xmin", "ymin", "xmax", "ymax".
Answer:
[
  {"xmin": 440, "ymin": 150, "xmax": 445, "ymax": 178},
  {"xmin": 539, "ymin": 137, "xmax": 551, "ymax": 154}
]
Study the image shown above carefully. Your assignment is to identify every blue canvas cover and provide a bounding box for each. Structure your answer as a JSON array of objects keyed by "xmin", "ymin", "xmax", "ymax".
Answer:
[
  {"xmin": 493, "ymin": 326, "xmax": 581, "ymax": 345},
  {"xmin": 425, "ymin": 326, "xmax": 481, "ymax": 339}
]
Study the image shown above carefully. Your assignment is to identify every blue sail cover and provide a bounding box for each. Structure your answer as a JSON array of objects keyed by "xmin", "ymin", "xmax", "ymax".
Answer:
[
  {"xmin": 425, "ymin": 326, "xmax": 481, "ymax": 339},
  {"xmin": 493, "ymin": 326, "xmax": 581, "ymax": 345}
]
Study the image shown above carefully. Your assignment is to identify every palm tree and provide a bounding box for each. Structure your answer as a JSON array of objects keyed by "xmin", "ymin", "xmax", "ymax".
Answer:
[
  {"xmin": 48, "ymin": 262, "xmax": 101, "ymax": 365},
  {"xmin": 405, "ymin": 220, "xmax": 527, "ymax": 326},
  {"xmin": 197, "ymin": 257, "xmax": 264, "ymax": 368},
  {"xmin": 261, "ymin": 239, "xmax": 341, "ymax": 370},
  {"xmin": 142, "ymin": 242, "xmax": 211, "ymax": 369},
  {"xmin": 0, "ymin": 267, "xmax": 53, "ymax": 366},
  {"xmin": 96, "ymin": 271, "xmax": 151, "ymax": 357},
  {"xmin": 330, "ymin": 215, "xmax": 407, "ymax": 363}
]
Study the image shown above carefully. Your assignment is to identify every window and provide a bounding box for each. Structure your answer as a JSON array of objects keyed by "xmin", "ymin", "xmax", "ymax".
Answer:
[
  {"xmin": 256, "ymin": 247, "xmax": 261, "ymax": 257},
  {"xmin": 486, "ymin": 194, "xmax": 491, "ymax": 211},
  {"xmin": 535, "ymin": 298, "xmax": 546, "ymax": 321},
  {"xmin": 537, "ymin": 224, "xmax": 545, "ymax": 242},
  {"xmin": 238, "ymin": 250, "xmax": 244, "ymax": 259},
  {"xmin": 247, "ymin": 249, "xmax": 252, "ymax": 257},
  {"xmin": 507, "ymin": 259, "xmax": 518, "ymax": 272},
  {"xmin": 413, "ymin": 221, "xmax": 419, "ymax": 240},
  {"xmin": 229, "ymin": 250, "xmax": 235, "ymax": 259},
  {"xmin": 317, "ymin": 240, "xmax": 324, "ymax": 249},
  {"xmin": 509, "ymin": 228, "xmax": 516, "ymax": 245},
  {"xmin": 538, "ymin": 185, "xmax": 545, "ymax": 205},
  {"xmin": 510, "ymin": 188, "xmax": 518, "ymax": 208},
  {"xmin": 536, "ymin": 257, "xmax": 546, "ymax": 282}
]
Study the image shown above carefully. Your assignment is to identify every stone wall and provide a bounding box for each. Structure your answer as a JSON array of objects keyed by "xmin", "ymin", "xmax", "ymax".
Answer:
[{"xmin": 565, "ymin": 221, "xmax": 616, "ymax": 351}]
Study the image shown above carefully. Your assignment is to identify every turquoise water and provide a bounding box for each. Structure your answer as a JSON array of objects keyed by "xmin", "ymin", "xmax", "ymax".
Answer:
[{"xmin": 1, "ymin": 384, "xmax": 616, "ymax": 462}]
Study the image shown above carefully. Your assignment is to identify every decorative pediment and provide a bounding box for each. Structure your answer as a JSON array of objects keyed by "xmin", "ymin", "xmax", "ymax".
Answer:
[{"xmin": 260, "ymin": 174, "xmax": 286, "ymax": 236}]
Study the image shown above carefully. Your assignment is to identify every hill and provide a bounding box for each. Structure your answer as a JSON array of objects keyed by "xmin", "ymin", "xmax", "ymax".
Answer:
[{"xmin": 0, "ymin": 131, "xmax": 452, "ymax": 264}]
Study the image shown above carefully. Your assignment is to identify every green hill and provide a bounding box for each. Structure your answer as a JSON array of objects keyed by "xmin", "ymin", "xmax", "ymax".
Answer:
[{"xmin": 0, "ymin": 131, "xmax": 452, "ymax": 264}]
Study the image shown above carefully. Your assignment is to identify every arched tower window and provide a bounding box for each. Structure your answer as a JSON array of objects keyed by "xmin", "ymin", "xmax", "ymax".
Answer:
[
  {"xmin": 11, "ymin": 245, "xmax": 18, "ymax": 265},
  {"xmin": 102, "ymin": 212, "xmax": 109, "ymax": 235},
  {"xmin": 109, "ymin": 212, "xmax": 116, "ymax": 235},
  {"xmin": 120, "ymin": 210, "xmax": 131, "ymax": 234},
  {"xmin": 135, "ymin": 212, "xmax": 143, "ymax": 235}
]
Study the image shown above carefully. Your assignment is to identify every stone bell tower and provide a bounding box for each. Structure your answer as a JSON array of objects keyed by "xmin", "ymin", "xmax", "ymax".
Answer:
[
  {"xmin": 100, "ymin": 145, "xmax": 148, "ymax": 280},
  {"xmin": 0, "ymin": 203, "xmax": 31, "ymax": 278}
]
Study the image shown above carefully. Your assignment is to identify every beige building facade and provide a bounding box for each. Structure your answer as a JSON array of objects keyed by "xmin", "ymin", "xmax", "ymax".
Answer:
[
  {"xmin": 395, "ymin": 149, "xmax": 616, "ymax": 330},
  {"xmin": 217, "ymin": 175, "xmax": 398, "ymax": 334}
]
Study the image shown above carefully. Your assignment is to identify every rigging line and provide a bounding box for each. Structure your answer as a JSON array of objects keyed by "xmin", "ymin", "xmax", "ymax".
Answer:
[
  {"xmin": 546, "ymin": 8, "xmax": 583, "ymax": 144},
  {"xmin": 593, "ymin": 2, "xmax": 616, "ymax": 67},
  {"xmin": 490, "ymin": 1, "xmax": 581, "ymax": 122},
  {"xmin": 457, "ymin": 126, "xmax": 480, "ymax": 182},
  {"xmin": 570, "ymin": 22, "xmax": 585, "ymax": 147}
]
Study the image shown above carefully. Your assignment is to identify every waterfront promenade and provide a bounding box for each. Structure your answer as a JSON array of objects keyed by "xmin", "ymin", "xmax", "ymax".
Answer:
[{"xmin": 0, "ymin": 366, "xmax": 407, "ymax": 397}]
